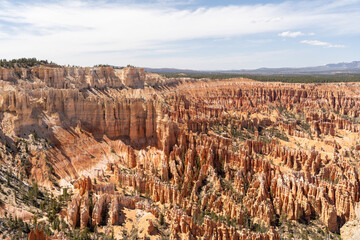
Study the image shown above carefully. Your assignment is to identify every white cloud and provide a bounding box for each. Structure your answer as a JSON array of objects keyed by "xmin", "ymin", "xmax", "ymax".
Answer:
[
  {"xmin": 278, "ymin": 31, "xmax": 318, "ymax": 38},
  {"xmin": 0, "ymin": 32, "xmax": 8, "ymax": 39},
  {"xmin": 278, "ymin": 31, "xmax": 304, "ymax": 38},
  {"xmin": 300, "ymin": 40, "xmax": 345, "ymax": 48}
]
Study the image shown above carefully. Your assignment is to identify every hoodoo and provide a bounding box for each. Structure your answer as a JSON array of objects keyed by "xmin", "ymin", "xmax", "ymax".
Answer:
[{"xmin": 0, "ymin": 65, "xmax": 359, "ymax": 239}]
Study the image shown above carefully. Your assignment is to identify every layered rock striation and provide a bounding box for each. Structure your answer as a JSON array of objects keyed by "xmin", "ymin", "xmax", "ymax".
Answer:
[{"xmin": 1, "ymin": 66, "xmax": 360, "ymax": 239}]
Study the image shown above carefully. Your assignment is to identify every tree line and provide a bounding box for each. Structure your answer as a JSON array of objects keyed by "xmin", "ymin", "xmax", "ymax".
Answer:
[
  {"xmin": 158, "ymin": 72, "xmax": 360, "ymax": 83},
  {"xmin": 0, "ymin": 58, "xmax": 59, "ymax": 68}
]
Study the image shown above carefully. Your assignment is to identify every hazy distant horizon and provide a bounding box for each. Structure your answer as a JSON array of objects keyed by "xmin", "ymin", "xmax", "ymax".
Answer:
[{"xmin": 0, "ymin": 0, "xmax": 359, "ymax": 70}]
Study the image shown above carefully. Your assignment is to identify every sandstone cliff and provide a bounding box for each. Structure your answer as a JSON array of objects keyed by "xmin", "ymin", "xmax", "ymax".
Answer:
[{"xmin": 1, "ymin": 67, "xmax": 359, "ymax": 239}]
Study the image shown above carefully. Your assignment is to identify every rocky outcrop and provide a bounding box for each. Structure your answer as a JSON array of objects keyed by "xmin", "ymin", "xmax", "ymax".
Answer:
[
  {"xmin": 168, "ymin": 207, "xmax": 280, "ymax": 240},
  {"xmin": 340, "ymin": 203, "xmax": 360, "ymax": 240},
  {"xmin": 28, "ymin": 227, "xmax": 47, "ymax": 240},
  {"xmin": 91, "ymin": 194, "xmax": 110, "ymax": 227},
  {"xmin": 2, "ymin": 67, "xmax": 360, "ymax": 239},
  {"xmin": 80, "ymin": 195, "xmax": 90, "ymax": 229},
  {"xmin": 340, "ymin": 219, "xmax": 360, "ymax": 240},
  {"xmin": 67, "ymin": 195, "xmax": 81, "ymax": 228},
  {"xmin": 74, "ymin": 176, "xmax": 93, "ymax": 196},
  {"xmin": 146, "ymin": 219, "xmax": 158, "ymax": 235},
  {"xmin": 0, "ymin": 66, "xmax": 165, "ymax": 89},
  {"xmin": 0, "ymin": 89, "xmax": 160, "ymax": 142}
]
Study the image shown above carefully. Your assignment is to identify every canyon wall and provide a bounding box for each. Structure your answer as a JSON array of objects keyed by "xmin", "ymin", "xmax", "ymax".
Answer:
[{"xmin": 1, "ymin": 67, "xmax": 360, "ymax": 239}]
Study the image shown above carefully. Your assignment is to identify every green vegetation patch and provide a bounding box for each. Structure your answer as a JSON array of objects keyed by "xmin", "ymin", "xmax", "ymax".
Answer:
[
  {"xmin": 158, "ymin": 72, "xmax": 360, "ymax": 83},
  {"xmin": 0, "ymin": 58, "xmax": 59, "ymax": 68}
]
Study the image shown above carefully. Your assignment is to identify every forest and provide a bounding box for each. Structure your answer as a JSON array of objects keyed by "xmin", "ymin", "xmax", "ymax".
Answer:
[
  {"xmin": 0, "ymin": 58, "xmax": 58, "ymax": 68},
  {"xmin": 158, "ymin": 72, "xmax": 360, "ymax": 83}
]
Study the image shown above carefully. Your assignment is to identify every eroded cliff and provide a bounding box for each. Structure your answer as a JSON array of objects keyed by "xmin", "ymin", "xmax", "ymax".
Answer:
[{"xmin": 0, "ymin": 66, "xmax": 359, "ymax": 239}]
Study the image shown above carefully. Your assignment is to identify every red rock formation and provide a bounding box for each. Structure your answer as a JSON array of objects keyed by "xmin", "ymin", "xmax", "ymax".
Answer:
[
  {"xmin": 0, "ymin": 66, "xmax": 165, "ymax": 89},
  {"xmin": 67, "ymin": 195, "xmax": 81, "ymax": 228},
  {"xmin": 109, "ymin": 195, "xmax": 120, "ymax": 225},
  {"xmin": 146, "ymin": 219, "xmax": 158, "ymax": 235},
  {"xmin": 2, "ymin": 67, "xmax": 360, "ymax": 239},
  {"xmin": 91, "ymin": 194, "xmax": 110, "ymax": 227},
  {"xmin": 74, "ymin": 176, "xmax": 93, "ymax": 196},
  {"xmin": 80, "ymin": 195, "xmax": 90, "ymax": 229},
  {"xmin": 28, "ymin": 227, "xmax": 47, "ymax": 240}
]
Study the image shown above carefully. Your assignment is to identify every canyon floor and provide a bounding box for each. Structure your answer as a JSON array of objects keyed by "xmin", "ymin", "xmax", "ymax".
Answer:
[{"xmin": 0, "ymin": 66, "xmax": 359, "ymax": 239}]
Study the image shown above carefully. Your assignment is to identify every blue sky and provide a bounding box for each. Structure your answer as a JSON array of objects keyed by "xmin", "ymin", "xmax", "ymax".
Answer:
[{"xmin": 0, "ymin": 0, "xmax": 359, "ymax": 70}]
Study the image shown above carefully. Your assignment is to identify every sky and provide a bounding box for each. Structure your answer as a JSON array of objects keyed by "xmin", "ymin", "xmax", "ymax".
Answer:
[{"xmin": 0, "ymin": 0, "xmax": 359, "ymax": 70}]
